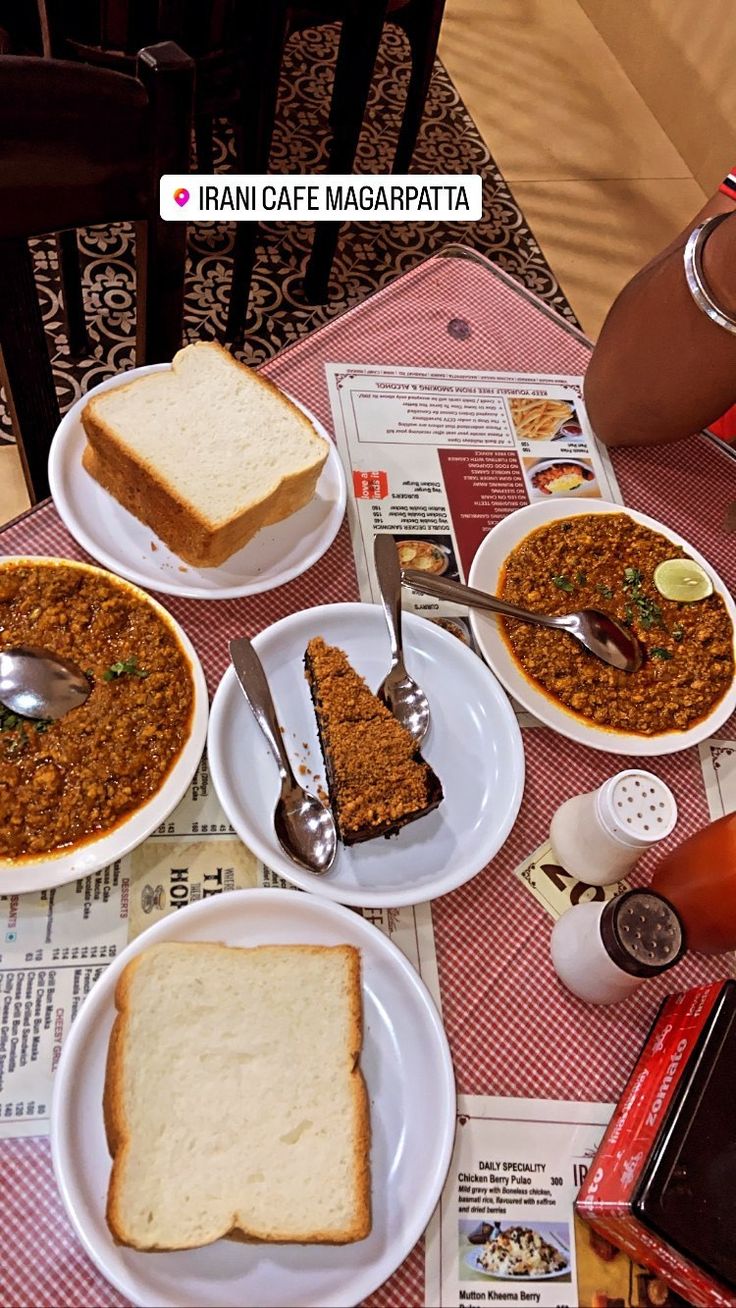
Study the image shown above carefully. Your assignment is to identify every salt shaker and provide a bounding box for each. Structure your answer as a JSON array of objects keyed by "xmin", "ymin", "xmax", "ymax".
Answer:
[
  {"xmin": 550, "ymin": 770, "xmax": 678, "ymax": 886},
  {"xmin": 550, "ymin": 889, "xmax": 685, "ymax": 1005}
]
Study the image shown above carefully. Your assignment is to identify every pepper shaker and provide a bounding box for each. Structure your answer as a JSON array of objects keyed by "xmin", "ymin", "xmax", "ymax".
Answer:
[
  {"xmin": 550, "ymin": 889, "xmax": 685, "ymax": 1005},
  {"xmin": 550, "ymin": 770, "xmax": 678, "ymax": 886}
]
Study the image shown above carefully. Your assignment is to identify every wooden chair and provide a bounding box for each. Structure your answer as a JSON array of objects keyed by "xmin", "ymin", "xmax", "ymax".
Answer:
[
  {"xmin": 227, "ymin": 0, "xmax": 448, "ymax": 335},
  {"xmin": 32, "ymin": 0, "xmax": 447, "ymax": 340},
  {"xmin": 37, "ymin": 1, "xmax": 244, "ymax": 176},
  {"xmin": 0, "ymin": 43, "xmax": 194, "ymax": 503}
]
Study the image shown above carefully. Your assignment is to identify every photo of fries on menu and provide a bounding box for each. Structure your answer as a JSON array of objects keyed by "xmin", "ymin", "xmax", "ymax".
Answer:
[{"xmin": 508, "ymin": 396, "xmax": 580, "ymax": 443}]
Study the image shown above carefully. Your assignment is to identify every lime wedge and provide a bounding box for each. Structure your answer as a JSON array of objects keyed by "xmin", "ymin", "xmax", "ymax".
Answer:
[{"xmin": 653, "ymin": 558, "xmax": 713, "ymax": 602}]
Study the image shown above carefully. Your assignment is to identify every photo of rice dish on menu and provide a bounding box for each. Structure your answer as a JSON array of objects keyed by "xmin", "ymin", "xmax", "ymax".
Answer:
[
  {"xmin": 461, "ymin": 1220, "xmax": 571, "ymax": 1281},
  {"xmin": 481, "ymin": 1225, "xmax": 567, "ymax": 1276}
]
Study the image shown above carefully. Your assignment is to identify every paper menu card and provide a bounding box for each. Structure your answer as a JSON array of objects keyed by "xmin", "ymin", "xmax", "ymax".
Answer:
[
  {"xmin": 325, "ymin": 363, "xmax": 622, "ymax": 624},
  {"xmin": 425, "ymin": 1095, "xmax": 618, "ymax": 1308}
]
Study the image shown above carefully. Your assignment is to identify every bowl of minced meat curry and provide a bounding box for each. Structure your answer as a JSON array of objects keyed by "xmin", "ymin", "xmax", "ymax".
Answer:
[
  {"xmin": 0, "ymin": 558, "xmax": 208, "ymax": 894},
  {"xmin": 467, "ymin": 501, "xmax": 736, "ymax": 757}
]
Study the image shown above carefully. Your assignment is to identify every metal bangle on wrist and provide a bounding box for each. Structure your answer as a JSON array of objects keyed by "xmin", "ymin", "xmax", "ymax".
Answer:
[{"xmin": 683, "ymin": 211, "xmax": 736, "ymax": 334}]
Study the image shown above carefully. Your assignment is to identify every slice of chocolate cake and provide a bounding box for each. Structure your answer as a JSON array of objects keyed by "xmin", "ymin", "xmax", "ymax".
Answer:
[{"xmin": 304, "ymin": 637, "xmax": 443, "ymax": 845}]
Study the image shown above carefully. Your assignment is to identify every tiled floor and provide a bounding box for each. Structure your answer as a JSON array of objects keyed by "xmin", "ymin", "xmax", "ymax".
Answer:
[{"xmin": 0, "ymin": 0, "xmax": 710, "ymax": 527}]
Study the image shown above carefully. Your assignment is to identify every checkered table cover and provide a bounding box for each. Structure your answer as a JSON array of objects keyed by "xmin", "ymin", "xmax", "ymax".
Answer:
[{"xmin": 1, "ymin": 250, "xmax": 734, "ymax": 1308}]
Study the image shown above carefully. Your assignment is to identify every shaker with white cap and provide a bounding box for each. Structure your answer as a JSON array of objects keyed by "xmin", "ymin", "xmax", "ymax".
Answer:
[
  {"xmin": 550, "ymin": 889, "xmax": 685, "ymax": 1005},
  {"xmin": 550, "ymin": 770, "xmax": 678, "ymax": 886}
]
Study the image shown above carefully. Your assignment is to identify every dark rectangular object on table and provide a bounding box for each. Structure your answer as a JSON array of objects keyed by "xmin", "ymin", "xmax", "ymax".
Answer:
[{"xmin": 577, "ymin": 980, "xmax": 736, "ymax": 1307}]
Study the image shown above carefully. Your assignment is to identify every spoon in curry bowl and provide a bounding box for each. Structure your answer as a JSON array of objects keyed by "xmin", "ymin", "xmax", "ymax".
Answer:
[
  {"xmin": 0, "ymin": 645, "xmax": 91, "ymax": 720},
  {"xmin": 402, "ymin": 571, "xmax": 643, "ymax": 673}
]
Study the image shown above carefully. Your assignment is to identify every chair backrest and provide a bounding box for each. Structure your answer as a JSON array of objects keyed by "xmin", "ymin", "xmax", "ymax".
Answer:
[
  {"xmin": 39, "ymin": 0, "xmax": 240, "ymax": 64},
  {"xmin": 0, "ymin": 43, "xmax": 194, "ymax": 502},
  {"xmin": 0, "ymin": 43, "xmax": 192, "ymax": 238}
]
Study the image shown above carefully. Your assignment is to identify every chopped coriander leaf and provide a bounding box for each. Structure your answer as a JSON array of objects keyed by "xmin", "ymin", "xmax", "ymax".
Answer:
[
  {"xmin": 576, "ymin": 571, "xmax": 587, "ymax": 585},
  {"xmin": 5, "ymin": 727, "xmax": 27, "ymax": 756},
  {"xmin": 552, "ymin": 574, "xmax": 574, "ymax": 594},
  {"xmin": 633, "ymin": 594, "xmax": 663, "ymax": 630},
  {"xmin": 623, "ymin": 605, "xmax": 634, "ymax": 627},
  {"xmin": 1, "ymin": 705, "xmax": 52, "ymax": 748},
  {"xmin": 672, "ymin": 625, "xmax": 684, "ymax": 643},
  {"xmin": 650, "ymin": 647, "xmax": 673, "ymax": 661},
  {"xmin": 623, "ymin": 567, "xmax": 643, "ymax": 590},
  {"xmin": 103, "ymin": 657, "xmax": 149, "ymax": 681},
  {"xmin": 596, "ymin": 583, "xmax": 614, "ymax": 599}
]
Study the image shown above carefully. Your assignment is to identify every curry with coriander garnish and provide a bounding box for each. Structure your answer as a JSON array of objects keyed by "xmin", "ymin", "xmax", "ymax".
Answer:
[
  {"xmin": 0, "ymin": 560, "xmax": 194, "ymax": 859},
  {"xmin": 499, "ymin": 513, "xmax": 734, "ymax": 735}
]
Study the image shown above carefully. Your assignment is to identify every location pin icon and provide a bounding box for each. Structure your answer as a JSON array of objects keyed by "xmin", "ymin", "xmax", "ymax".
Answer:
[{"xmin": 173, "ymin": 187, "xmax": 190, "ymax": 208}]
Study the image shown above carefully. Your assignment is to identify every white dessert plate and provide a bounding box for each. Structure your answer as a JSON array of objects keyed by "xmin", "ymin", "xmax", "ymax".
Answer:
[
  {"xmin": 468, "ymin": 499, "xmax": 736, "ymax": 756},
  {"xmin": 0, "ymin": 556, "xmax": 208, "ymax": 895},
  {"xmin": 48, "ymin": 364, "xmax": 346, "ymax": 600},
  {"xmin": 51, "ymin": 889, "xmax": 456, "ymax": 1308},
  {"xmin": 207, "ymin": 602, "xmax": 524, "ymax": 908}
]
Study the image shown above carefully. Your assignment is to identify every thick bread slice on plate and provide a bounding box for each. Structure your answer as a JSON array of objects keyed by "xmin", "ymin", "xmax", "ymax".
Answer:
[
  {"xmin": 81, "ymin": 342, "xmax": 329, "ymax": 567},
  {"xmin": 103, "ymin": 941, "xmax": 371, "ymax": 1250}
]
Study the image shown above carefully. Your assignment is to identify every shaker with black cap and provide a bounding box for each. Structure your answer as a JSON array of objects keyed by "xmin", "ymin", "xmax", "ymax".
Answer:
[{"xmin": 550, "ymin": 889, "xmax": 685, "ymax": 1005}]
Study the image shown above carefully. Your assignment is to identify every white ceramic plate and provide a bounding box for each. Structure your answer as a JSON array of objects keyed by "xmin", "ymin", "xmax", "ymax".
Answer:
[
  {"xmin": 468, "ymin": 499, "xmax": 736, "ymax": 756},
  {"xmin": 48, "ymin": 364, "xmax": 346, "ymax": 600},
  {"xmin": 0, "ymin": 557, "xmax": 208, "ymax": 895},
  {"xmin": 207, "ymin": 602, "xmax": 525, "ymax": 907},
  {"xmin": 51, "ymin": 889, "xmax": 456, "ymax": 1308}
]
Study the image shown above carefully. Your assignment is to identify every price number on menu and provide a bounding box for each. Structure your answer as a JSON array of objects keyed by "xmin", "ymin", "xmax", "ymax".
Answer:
[{"xmin": 515, "ymin": 839, "xmax": 629, "ymax": 921}]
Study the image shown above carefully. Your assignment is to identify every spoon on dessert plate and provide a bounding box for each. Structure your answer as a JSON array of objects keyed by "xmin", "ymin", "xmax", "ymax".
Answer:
[
  {"xmin": 374, "ymin": 534, "xmax": 431, "ymax": 744},
  {"xmin": 229, "ymin": 637, "xmax": 337, "ymax": 876},
  {"xmin": 0, "ymin": 645, "xmax": 91, "ymax": 720},
  {"xmin": 402, "ymin": 571, "xmax": 643, "ymax": 673}
]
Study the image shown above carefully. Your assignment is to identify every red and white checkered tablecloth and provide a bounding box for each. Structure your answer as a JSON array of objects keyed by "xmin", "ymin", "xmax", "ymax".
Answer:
[{"xmin": 1, "ymin": 249, "xmax": 734, "ymax": 1308}]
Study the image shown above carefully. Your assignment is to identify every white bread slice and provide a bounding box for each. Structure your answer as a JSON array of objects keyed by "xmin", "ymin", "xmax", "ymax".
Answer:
[
  {"xmin": 103, "ymin": 941, "xmax": 371, "ymax": 1250},
  {"xmin": 81, "ymin": 342, "xmax": 330, "ymax": 567}
]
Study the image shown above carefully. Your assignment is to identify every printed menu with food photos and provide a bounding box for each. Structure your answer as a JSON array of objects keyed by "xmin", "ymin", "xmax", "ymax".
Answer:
[
  {"xmin": 0, "ymin": 753, "xmax": 440, "ymax": 1139},
  {"xmin": 424, "ymin": 1095, "xmax": 683, "ymax": 1308},
  {"xmin": 325, "ymin": 363, "xmax": 622, "ymax": 638}
]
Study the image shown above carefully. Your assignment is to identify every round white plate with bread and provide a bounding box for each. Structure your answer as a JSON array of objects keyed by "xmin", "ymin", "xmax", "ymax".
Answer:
[
  {"xmin": 51, "ymin": 889, "xmax": 456, "ymax": 1308},
  {"xmin": 207, "ymin": 602, "xmax": 525, "ymax": 907},
  {"xmin": 49, "ymin": 347, "xmax": 346, "ymax": 600}
]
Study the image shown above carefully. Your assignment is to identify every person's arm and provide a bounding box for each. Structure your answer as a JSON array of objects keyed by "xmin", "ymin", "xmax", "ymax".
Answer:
[{"xmin": 584, "ymin": 189, "xmax": 736, "ymax": 447}]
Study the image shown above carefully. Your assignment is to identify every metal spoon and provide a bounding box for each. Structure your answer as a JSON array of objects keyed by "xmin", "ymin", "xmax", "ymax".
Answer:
[
  {"xmin": 0, "ymin": 645, "xmax": 91, "ymax": 720},
  {"xmin": 229, "ymin": 637, "xmax": 337, "ymax": 875},
  {"xmin": 402, "ymin": 571, "xmax": 643, "ymax": 673},
  {"xmin": 374, "ymin": 534, "xmax": 431, "ymax": 744}
]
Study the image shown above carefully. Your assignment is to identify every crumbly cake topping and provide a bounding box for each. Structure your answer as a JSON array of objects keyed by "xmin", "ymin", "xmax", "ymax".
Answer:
[{"xmin": 305, "ymin": 637, "xmax": 433, "ymax": 835}]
